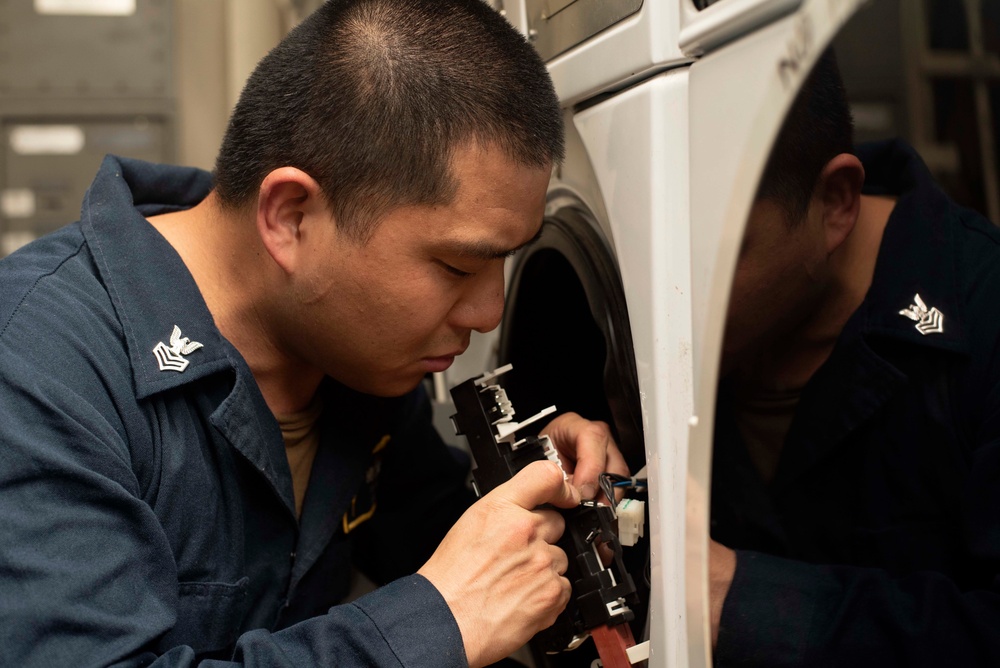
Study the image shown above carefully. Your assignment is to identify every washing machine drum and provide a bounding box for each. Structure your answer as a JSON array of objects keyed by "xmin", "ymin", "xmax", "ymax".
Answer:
[{"xmin": 499, "ymin": 203, "xmax": 644, "ymax": 470}]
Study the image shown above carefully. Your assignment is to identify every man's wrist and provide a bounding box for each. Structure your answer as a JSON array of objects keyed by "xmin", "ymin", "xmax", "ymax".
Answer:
[{"xmin": 709, "ymin": 539, "xmax": 737, "ymax": 648}]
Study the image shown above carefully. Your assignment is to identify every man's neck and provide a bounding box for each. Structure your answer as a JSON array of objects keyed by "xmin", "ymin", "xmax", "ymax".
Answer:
[
  {"xmin": 738, "ymin": 194, "xmax": 896, "ymax": 392},
  {"xmin": 147, "ymin": 194, "xmax": 323, "ymax": 414}
]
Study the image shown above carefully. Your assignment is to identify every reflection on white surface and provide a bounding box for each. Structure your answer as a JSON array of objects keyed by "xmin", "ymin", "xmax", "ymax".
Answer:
[
  {"xmin": 679, "ymin": 0, "xmax": 802, "ymax": 55},
  {"xmin": 34, "ymin": 0, "xmax": 135, "ymax": 15},
  {"xmin": 10, "ymin": 125, "xmax": 85, "ymax": 156}
]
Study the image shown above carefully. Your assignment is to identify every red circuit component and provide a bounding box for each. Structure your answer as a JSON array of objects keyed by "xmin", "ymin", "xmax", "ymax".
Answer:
[{"xmin": 590, "ymin": 621, "xmax": 636, "ymax": 668}]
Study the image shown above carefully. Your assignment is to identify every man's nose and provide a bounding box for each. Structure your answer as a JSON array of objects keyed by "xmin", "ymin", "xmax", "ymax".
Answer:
[{"xmin": 450, "ymin": 263, "xmax": 505, "ymax": 334}]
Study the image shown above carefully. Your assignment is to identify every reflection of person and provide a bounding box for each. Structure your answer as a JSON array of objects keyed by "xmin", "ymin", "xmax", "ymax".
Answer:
[
  {"xmin": 709, "ymin": 48, "xmax": 1000, "ymax": 665},
  {"xmin": 0, "ymin": 2, "xmax": 626, "ymax": 666}
]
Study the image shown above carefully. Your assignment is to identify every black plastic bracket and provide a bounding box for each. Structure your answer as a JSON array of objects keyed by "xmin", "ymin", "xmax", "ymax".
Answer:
[{"xmin": 450, "ymin": 365, "xmax": 639, "ymax": 652}]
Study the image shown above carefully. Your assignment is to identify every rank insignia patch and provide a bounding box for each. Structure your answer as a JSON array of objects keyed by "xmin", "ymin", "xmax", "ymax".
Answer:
[
  {"xmin": 899, "ymin": 293, "xmax": 944, "ymax": 335},
  {"xmin": 153, "ymin": 325, "xmax": 204, "ymax": 372}
]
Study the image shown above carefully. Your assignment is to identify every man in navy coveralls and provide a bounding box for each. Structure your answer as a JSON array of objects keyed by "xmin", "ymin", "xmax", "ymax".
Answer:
[{"xmin": 0, "ymin": 1, "xmax": 626, "ymax": 666}]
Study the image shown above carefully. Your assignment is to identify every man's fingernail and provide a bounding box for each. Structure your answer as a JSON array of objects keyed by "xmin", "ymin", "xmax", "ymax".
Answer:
[{"xmin": 581, "ymin": 484, "xmax": 597, "ymax": 500}]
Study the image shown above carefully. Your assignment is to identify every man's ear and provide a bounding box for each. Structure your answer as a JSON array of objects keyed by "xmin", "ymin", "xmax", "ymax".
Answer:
[
  {"xmin": 816, "ymin": 153, "xmax": 865, "ymax": 255},
  {"xmin": 256, "ymin": 167, "xmax": 326, "ymax": 274}
]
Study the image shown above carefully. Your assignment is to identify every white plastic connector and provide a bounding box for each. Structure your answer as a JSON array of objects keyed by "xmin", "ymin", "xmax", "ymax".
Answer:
[
  {"xmin": 616, "ymin": 498, "xmax": 645, "ymax": 547},
  {"xmin": 473, "ymin": 364, "xmax": 513, "ymax": 387},
  {"xmin": 606, "ymin": 597, "xmax": 628, "ymax": 618},
  {"xmin": 626, "ymin": 640, "xmax": 650, "ymax": 664},
  {"xmin": 538, "ymin": 435, "xmax": 569, "ymax": 480},
  {"xmin": 494, "ymin": 404, "xmax": 557, "ymax": 441}
]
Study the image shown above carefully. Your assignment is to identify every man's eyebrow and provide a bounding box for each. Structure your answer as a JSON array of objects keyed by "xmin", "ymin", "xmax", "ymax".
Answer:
[{"xmin": 443, "ymin": 227, "xmax": 544, "ymax": 260}]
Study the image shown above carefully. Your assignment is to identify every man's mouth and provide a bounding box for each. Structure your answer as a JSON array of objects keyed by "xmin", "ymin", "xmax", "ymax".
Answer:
[
  {"xmin": 422, "ymin": 355, "xmax": 458, "ymax": 373},
  {"xmin": 421, "ymin": 344, "xmax": 468, "ymax": 372}
]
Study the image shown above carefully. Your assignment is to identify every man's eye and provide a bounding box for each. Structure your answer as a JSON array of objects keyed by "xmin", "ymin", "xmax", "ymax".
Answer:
[{"xmin": 439, "ymin": 261, "xmax": 473, "ymax": 278}]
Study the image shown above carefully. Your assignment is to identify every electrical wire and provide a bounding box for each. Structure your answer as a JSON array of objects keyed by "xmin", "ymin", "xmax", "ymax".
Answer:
[
  {"xmin": 598, "ymin": 473, "xmax": 621, "ymax": 509},
  {"xmin": 600, "ymin": 472, "xmax": 647, "ymax": 495},
  {"xmin": 599, "ymin": 472, "xmax": 648, "ymax": 521}
]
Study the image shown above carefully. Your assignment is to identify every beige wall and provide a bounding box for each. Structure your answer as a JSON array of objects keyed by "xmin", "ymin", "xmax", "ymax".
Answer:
[
  {"xmin": 174, "ymin": 0, "xmax": 227, "ymax": 170},
  {"xmin": 173, "ymin": 0, "xmax": 296, "ymax": 170}
]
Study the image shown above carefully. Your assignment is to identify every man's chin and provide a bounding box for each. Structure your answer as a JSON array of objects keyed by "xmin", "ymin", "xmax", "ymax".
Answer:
[{"xmin": 346, "ymin": 372, "xmax": 426, "ymax": 398}]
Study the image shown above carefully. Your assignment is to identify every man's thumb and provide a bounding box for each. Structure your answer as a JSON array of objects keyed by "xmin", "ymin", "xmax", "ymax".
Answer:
[{"xmin": 495, "ymin": 460, "xmax": 581, "ymax": 510}]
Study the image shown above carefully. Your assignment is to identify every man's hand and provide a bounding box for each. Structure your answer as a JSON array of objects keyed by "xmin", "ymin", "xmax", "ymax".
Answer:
[
  {"xmin": 709, "ymin": 539, "xmax": 737, "ymax": 648},
  {"xmin": 540, "ymin": 412, "xmax": 629, "ymax": 502},
  {"xmin": 418, "ymin": 461, "xmax": 581, "ymax": 668}
]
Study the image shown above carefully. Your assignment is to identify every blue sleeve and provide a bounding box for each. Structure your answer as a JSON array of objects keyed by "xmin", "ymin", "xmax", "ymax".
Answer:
[
  {"xmin": 0, "ymin": 304, "xmax": 180, "ymax": 666},
  {"xmin": 217, "ymin": 577, "xmax": 466, "ymax": 668}
]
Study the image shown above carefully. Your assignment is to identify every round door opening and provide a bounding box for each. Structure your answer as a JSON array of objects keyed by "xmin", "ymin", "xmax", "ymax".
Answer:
[{"xmin": 499, "ymin": 205, "xmax": 644, "ymax": 477}]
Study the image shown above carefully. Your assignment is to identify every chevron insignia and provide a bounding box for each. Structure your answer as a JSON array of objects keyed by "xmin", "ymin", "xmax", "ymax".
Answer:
[
  {"xmin": 153, "ymin": 325, "xmax": 204, "ymax": 372},
  {"xmin": 899, "ymin": 293, "xmax": 944, "ymax": 335}
]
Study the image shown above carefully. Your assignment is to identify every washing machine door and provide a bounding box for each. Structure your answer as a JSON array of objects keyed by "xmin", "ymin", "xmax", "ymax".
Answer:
[
  {"xmin": 686, "ymin": 0, "xmax": 868, "ymax": 662},
  {"xmin": 491, "ymin": 0, "xmax": 871, "ymax": 665}
]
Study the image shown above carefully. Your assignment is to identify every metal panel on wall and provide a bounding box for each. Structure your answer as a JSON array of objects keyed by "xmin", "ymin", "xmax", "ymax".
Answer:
[
  {"xmin": 0, "ymin": 0, "xmax": 172, "ymax": 100},
  {"xmin": 1, "ymin": 117, "xmax": 168, "ymax": 253},
  {"xmin": 0, "ymin": 0, "xmax": 175, "ymax": 256},
  {"xmin": 524, "ymin": 0, "xmax": 644, "ymax": 61}
]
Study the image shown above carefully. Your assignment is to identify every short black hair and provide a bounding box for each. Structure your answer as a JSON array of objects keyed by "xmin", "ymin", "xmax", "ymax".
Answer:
[
  {"xmin": 756, "ymin": 48, "xmax": 854, "ymax": 224},
  {"xmin": 214, "ymin": 0, "xmax": 564, "ymax": 241}
]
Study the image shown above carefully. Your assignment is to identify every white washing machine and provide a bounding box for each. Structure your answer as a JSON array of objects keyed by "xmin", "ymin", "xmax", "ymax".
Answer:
[{"xmin": 438, "ymin": 0, "xmax": 868, "ymax": 665}]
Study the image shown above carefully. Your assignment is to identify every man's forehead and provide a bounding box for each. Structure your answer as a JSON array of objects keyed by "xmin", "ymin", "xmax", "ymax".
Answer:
[{"xmin": 449, "ymin": 143, "xmax": 552, "ymax": 189}]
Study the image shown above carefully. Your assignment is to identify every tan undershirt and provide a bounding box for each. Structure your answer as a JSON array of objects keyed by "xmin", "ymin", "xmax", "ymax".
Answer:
[
  {"xmin": 276, "ymin": 396, "xmax": 323, "ymax": 518},
  {"xmin": 732, "ymin": 387, "xmax": 801, "ymax": 485}
]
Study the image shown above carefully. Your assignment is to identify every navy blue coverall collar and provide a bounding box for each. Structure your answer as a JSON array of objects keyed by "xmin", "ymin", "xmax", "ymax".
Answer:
[
  {"xmin": 81, "ymin": 154, "xmax": 231, "ymax": 400},
  {"xmin": 79, "ymin": 155, "xmax": 305, "ymax": 519}
]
